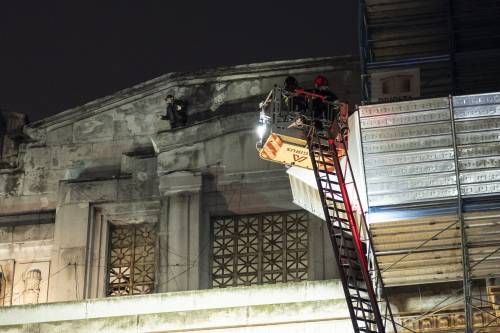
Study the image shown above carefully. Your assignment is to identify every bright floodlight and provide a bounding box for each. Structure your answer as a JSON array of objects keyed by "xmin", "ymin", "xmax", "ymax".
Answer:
[{"xmin": 257, "ymin": 124, "xmax": 267, "ymax": 140}]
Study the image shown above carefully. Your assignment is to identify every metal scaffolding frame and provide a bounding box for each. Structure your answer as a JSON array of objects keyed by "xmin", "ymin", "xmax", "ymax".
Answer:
[
  {"xmin": 358, "ymin": 1, "xmax": 500, "ymax": 328},
  {"xmin": 359, "ymin": 0, "xmax": 500, "ymax": 103},
  {"xmin": 356, "ymin": 73, "xmax": 500, "ymax": 333},
  {"xmin": 357, "ymin": 93, "xmax": 500, "ymax": 332}
]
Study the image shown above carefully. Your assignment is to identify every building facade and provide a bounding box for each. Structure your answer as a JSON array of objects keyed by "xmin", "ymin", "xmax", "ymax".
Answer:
[
  {"xmin": 0, "ymin": 56, "xmax": 361, "ymax": 332},
  {"xmin": 2, "ymin": 52, "xmax": 499, "ymax": 332}
]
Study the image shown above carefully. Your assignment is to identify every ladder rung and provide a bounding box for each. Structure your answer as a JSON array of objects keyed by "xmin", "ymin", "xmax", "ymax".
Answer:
[
  {"xmin": 332, "ymin": 207, "xmax": 346, "ymax": 213},
  {"xmin": 319, "ymin": 169, "xmax": 337, "ymax": 175},
  {"xmin": 320, "ymin": 178, "xmax": 338, "ymax": 184},
  {"xmin": 326, "ymin": 198, "xmax": 344, "ymax": 204},
  {"xmin": 353, "ymin": 306, "xmax": 373, "ymax": 313},
  {"xmin": 356, "ymin": 317, "xmax": 377, "ymax": 325},
  {"xmin": 352, "ymin": 297, "xmax": 372, "ymax": 305},
  {"xmin": 348, "ymin": 285, "xmax": 368, "ymax": 293},
  {"xmin": 342, "ymin": 261, "xmax": 361, "ymax": 269},
  {"xmin": 313, "ymin": 153, "xmax": 332, "ymax": 157},
  {"xmin": 334, "ymin": 234, "xmax": 353, "ymax": 241},
  {"xmin": 332, "ymin": 230, "xmax": 351, "ymax": 238},
  {"xmin": 322, "ymin": 182, "xmax": 339, "ymax": 187},
  {"xmin": 324, "ymin": 188, "xmax": 342, "ymax": 195},
  {"xmin": 317, "ymin": 161, "xmax": 334, "ymax": 166},
  {"xmin": 333, "ymin": 216, "xmax": 349, "ymax": 224},
  {"xmin": 337, "ymin": 226, "xmax": 352, "ymax": 233}
]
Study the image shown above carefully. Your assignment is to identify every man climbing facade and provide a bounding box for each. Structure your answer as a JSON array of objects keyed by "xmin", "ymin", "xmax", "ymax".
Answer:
[{"xmin": 162, "ymin": 94, "xmax": 187, "ymax": 129}]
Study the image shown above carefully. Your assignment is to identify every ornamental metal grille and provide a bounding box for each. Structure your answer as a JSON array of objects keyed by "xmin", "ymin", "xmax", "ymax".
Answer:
[
  {"xmin": 107, "ymin": 223, "xmax": 156, "ymax": 296},
  {"xmin": 212, "ymin": 211, "xmax": 309, "ymax": 287}
]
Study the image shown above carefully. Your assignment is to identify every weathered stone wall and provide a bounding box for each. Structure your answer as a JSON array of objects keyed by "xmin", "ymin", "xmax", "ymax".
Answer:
[
  {"xmin": 0, "ymin": 218, "xmax": 54, "ymax": 306},
  {"xmin": 0, "ymin": 111, "xmax": 27, "ymax": 168},
  {"xmin": 0, "ymin": 56, "xmax": 359, "ymax": 214},
  {"xmin": 0, "ymin": 279, "xmax": 354, "ymax": 333},
  {"xmin": 0, "ymin": 56, "xmax": 360, "ymax": 304}
]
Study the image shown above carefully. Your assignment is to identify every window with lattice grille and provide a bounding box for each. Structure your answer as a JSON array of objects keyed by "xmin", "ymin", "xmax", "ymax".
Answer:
[
  {"xmin": 211, "ymin": 211, "xmax": 309, "ymax": 287},
  {"xmin": 107, "ymin": 223, "xmax": 156, "ymax": 296}
]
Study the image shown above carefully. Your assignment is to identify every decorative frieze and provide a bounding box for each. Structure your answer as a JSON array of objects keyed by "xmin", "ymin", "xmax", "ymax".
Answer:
[
  {"xmin": 360, "ymin": 93, "xmax": 500, "ymax": 207},
  {"xmin": 399, "ymin": 310, "xmax": 497, "ymax": 332},
  {"xmin": 360, "ymin": 109, "xmax": 450, "ymax": 129},
  {"xmin": 360, "ymin": 98, "xmax": 448, "ymax": 118}
]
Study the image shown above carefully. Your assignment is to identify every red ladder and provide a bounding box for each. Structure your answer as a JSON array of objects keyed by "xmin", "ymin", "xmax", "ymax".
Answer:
[{"xmin": 307, "ymin": 125, "xmax": 398, "ymax": 333}]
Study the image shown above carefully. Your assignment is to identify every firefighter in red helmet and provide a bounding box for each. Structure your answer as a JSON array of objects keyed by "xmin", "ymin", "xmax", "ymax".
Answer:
[
  {"xmin": 313, "ymin": 75, "xmax": 337, "ymax": 101},
  {"xmin": 312, "ymin": 75, "xmax": 338, "ymax": 126}
]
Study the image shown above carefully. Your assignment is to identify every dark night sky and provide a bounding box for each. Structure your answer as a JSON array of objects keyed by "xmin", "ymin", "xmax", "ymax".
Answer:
[{"xmin": 1, "ymin": 1, "xmax": 358, "ymax": 122}]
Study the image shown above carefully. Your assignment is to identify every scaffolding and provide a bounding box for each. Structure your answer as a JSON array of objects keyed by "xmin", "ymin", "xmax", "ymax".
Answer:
[
  {"xmin": 358, "ymin": 93, "xmax": 500, "ymax": 332},
  {"xmin": 359, "ymin": 0, "xmax": 500, "ymax": 103},
  {"xmin": 359, "ymin": 2, "xmax": 500, "ymax": 328}
]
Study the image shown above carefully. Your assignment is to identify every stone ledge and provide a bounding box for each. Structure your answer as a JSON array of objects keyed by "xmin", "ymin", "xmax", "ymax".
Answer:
[
  {"xmin": 0, "ymin": 279, "xmax": 345, "ymax": 326},
  {"xmin": 1, "ymin": 299, "xmax": 351, "ymax": 333}
]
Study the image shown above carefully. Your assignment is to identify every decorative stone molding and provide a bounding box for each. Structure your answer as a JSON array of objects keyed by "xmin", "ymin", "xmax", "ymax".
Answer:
[
  {"xmin": 0, "ymin": 260, "xmax": 14, "ymax": 306},
  {"xmin": 22, "ymin": 268, "xmax": 42, "ymax": 304},
  {"xmin": 159, "ymin": 171, "xmax": 202, "ymax": 196},
  {"xmin": 399, "ymin": 310, "xmax": 497, "ymax": 332},
  {"xmin": 488, "ymin": 285, "xmax": 500, "ymax": 322},
  {"xmin": 12, "ymin": 262, "xmax": 50, "ymax": 306}
]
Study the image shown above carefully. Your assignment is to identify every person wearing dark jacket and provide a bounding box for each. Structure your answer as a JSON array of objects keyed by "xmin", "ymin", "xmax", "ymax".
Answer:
[
  {"xmin": 283, "ymin": 76, "xmax": 306, "ymax": 113},
  {"xmin": 162, "ymin": 94, "xmax": 187, "ymax": 128},
  {"xmin": 312, "ymin": 75, "xmax": 338, "ymax": 122}
]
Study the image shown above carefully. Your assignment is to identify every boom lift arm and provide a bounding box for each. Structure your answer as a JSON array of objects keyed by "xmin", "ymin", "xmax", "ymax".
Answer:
[{"xmin": 256, "ymin": 86, "xmax": 398, "ymax": 333}]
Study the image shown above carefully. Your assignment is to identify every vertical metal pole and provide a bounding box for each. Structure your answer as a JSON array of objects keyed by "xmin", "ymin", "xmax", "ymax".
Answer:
[
  {"xmin": 358, "ymin": 0, "xmax": 370, "ymax": 103},
  {"xmin": 448, "ymin": 95, "xmax": 473, "ymax": 332},
  {"xmin": 272, "ymin": 86, "xmax": 281, "ymax": 124},
  {"xmin": 446, "ymin": 0, "xmax": 457, "ymax": 95}
]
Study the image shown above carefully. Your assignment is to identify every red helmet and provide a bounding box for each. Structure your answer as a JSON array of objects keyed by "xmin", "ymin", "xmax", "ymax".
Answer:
[{"xmin": 314, "ymin": 75, "xmax": 328, "ymax": 87}]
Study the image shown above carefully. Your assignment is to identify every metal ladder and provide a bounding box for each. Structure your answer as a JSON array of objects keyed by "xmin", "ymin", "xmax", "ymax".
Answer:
[{"xmin": 307, "ymin": 124, "xmax": 398, "ymax": 333}]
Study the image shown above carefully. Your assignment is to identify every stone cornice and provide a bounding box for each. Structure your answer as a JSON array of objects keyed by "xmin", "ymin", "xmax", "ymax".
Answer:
[
  {"xmin": 152, "ymin": 112, "xmax": 255, "ymax": 153},
  {"xmin": 27, "ymin": 56, "xmax": 358, "ymax": 131}
]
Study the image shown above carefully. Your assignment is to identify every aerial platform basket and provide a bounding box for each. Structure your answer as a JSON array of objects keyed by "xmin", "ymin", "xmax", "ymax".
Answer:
[{"xmin": 257, "ymin": 131, "xmax": 346, "ymax": 172}]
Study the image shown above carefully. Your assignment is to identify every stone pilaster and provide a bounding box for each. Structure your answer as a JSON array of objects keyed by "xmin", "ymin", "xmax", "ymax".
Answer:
[{"xmin": 157, "ymin": 171, "xmax": 205, "ymax": 292}]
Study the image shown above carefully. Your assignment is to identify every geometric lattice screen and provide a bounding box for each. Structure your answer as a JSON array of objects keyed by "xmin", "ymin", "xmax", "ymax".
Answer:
[
  {"xmin": 212, "ymin": 211, "xmax": 308, "ymax": 288},
  {"xmin": 107, "ymin": 223, "xmax": 156, "ymax": 296}
]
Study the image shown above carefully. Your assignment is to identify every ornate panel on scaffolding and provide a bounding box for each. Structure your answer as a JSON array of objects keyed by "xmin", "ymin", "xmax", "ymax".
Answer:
[
  {"xmin": 212, "ymin": 211, "xmax": 308, "ymax": 288},
  {"xmin": 399, "ymin": 309, "xmax": 499, "ymax": 332},
  {"xmin": 359, "ymin": 98, "xmax": 456, "ymax": 207},
  {"xmin": 107, "ymin": 223, "xmax": 156, "ymax": 296},
  {"xmin": 359, "ymin": 93, "xmax": 500, "ymax": 207}
]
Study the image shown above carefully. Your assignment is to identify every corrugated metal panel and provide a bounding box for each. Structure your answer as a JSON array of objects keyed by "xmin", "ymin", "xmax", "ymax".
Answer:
[
  {"xmin": 359, "ymin": 98, "xmax": 457, "ymax": 207},
  {"xmin": 287, "ymin": 166, "xmax": 325, "ymax": 220},
  {"xmin": 453, "ymin": 92, "xmax": 500, "ymax": 197},
  {"xmin": 371, "ymin": 210, "xmax": 500, "ymax": 286},
  {"xmin": 359, "ymin": 92, "xmax": 500, "ymax": 207}
]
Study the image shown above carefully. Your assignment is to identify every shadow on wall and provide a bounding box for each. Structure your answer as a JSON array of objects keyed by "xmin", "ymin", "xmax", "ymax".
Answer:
[
  {"xmin": 0, "ymin": 111, "xmax": 29, "ymax": 169},
  {"xmin": 202, "ymin": 171, "xmax": 286, "ymax": 217},
  {"xmin": 184, "ymin": 95, "xmax": 264, "ymax": 125}
]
